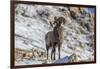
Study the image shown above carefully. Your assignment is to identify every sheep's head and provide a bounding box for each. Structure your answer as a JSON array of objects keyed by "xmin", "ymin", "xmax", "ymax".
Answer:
[
  {"xmin": 57, "ymin": 17, "xmax": 66, "ymax": 25},
  {"xmin": 48, "ymin": 15, "xmax": 66, "ymax": 27}
]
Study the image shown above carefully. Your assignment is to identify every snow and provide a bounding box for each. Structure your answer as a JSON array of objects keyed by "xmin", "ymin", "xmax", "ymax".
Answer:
[{"xmin": 14, "ymin": 4, "xmax": 95, "ymax": 65}]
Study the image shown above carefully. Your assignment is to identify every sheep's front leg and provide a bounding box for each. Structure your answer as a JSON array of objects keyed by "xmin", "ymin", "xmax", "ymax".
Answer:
[
  {"xmin": 52, "ymin": 43, "xmax": 56, "ymax": 60},
  {"xmin": 51, "ymin": 43, "xmax": 56, "ymax": 60},
  {"xmin": 51, "ymin": 48, "xmax": 56, "ymax": 60},
  {"xmin": 58, "ymin": 43, "xmax": 61, "ymax": 59}
]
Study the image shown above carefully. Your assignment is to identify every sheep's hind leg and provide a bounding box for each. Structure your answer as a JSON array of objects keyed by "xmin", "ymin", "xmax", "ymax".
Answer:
[
  {"xmin": 53, "ymin": 46, "xmax": 56, "ymax": 60},
  {"xmin": 54, "ymin": 43, "xmax": 57, "ymax": 60},
  {"xmin": 46, "ymin": 45, "xmax": 49, "ymax": 60}
]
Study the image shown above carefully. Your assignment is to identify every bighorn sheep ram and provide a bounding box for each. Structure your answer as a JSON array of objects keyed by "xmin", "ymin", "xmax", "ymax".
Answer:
[{"xmin": 45, "ymin": 16, "xmax": 66, "ymax": 60}]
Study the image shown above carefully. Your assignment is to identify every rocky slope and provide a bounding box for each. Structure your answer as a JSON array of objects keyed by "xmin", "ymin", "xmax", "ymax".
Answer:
[{"xmin": 14, "ymin": 4, "xmax": 95, "ymax": 65}]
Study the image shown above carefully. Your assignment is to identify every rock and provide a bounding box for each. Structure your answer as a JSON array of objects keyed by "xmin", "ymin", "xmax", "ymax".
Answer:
[{"xmin": 15, "ymin": 4, "xmax": 95, "ymax": 65}]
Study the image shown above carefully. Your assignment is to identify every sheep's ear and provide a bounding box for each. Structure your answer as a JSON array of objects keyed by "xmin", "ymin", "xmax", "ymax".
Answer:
[
  {"xmin": 53, "ymin": 16, "xmax": 58, "ymax": 24},
  {"xmin": 50, "ymin": 21, "xmax": 53, "ymax": 27},
  {"xmin": 63, "ymin": 18, "xmax": 66, "ymax": 24},
  {"xmin": 54, "ymin": 16, "xmax": 57, "ymax": 21}
]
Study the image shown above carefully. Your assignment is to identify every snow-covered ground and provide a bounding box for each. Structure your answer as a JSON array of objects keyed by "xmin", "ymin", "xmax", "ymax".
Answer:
[{"xmin": 14, "ymin": 4, "xmax": 95, "ymax": 65}]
